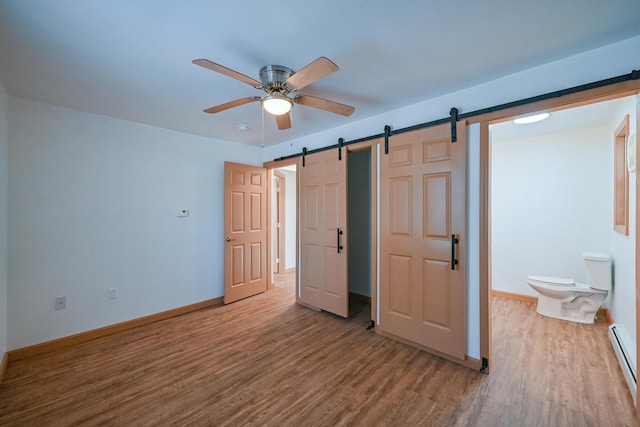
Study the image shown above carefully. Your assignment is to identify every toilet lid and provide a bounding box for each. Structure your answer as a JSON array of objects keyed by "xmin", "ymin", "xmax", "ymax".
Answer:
[{"xmin": 528, "ymin": 275, "xmax": 575, "ymax": 286}]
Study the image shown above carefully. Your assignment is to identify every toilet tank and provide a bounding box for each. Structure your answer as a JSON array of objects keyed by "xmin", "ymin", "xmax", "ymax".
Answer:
[{"xmin": 582, "ymin": 252, "xmax": 612, "ymax": 291}]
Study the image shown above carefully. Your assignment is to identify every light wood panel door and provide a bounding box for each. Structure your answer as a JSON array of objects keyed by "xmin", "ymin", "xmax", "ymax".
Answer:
[
  {"xmin": 379, "ymin": 122, "xmax": 467, "ymax": 359},
  {"xmin": 299, "ymin": 150, "xmax": 348, "ymax": 317},
  {"xmin": 224, "ymin": 162, "xmax": 268, "ymax": 304}
]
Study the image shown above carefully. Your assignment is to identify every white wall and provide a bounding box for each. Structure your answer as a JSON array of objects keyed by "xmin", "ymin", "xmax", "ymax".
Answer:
[
  {"xmin": 609, "ymin": 97, "xmax": 637, "ymax": 356},
  {"xmin": 0, "ymin": 80, "xmax": 8, "ymax": 357},
  {"xmin": 262, "ymin": 35, "xmax": 640, "ymax": 360},
  {"xmin": 491, "ymin": 126, "xmax": 612, "ymax": 295},
  {"xmin": 7, "ymin": 98, "xmax": 262, "ymax": 349},
  {"xmin": 262, "ymin": 36, "xmax": 640, "ymax": 163},
  {"xmin": 467, "ymin": 123, "xmax": 480, "ymax": 360}
]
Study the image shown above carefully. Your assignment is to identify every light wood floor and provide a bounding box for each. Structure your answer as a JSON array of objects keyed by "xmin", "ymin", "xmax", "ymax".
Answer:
[{"xmin": 0, "ymin": 273, "xmax": 636, "ymax": 426}]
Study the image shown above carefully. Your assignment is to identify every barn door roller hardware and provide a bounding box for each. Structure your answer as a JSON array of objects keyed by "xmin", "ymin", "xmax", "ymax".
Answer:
[
  {"xmin": 384, "ymin": 125, "xmax": 391, "ymax": 154},
  {"xmin": 338, "ymin": 138, "xmax": 344, "ymax": 160},
  {"xmin": 302, "ymin": 147, "xmax": 307, "ymax": 167},
  {"xmin": 449, "ymin": 107, "xmax": 459, "ymax": 142},
  {"xmin": 273, "ymin": 69, "xmax": 640, "ymax": 163}
]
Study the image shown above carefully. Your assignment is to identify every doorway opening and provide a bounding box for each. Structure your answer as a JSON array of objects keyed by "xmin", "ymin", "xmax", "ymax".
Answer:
[
  {"xmin": 347, "ymin": 148, "xmax": 373, "ymax": 317},
  {"xmin": 488, "ymin": 95, "xmax": 637, "ymax": 396},
  {"xmin": 272, "ymin": 146, "xmax": 374, "ymax": 320},
  {"xmin": 271, "ymin": 164, "xmax": 297, "ymax": 292}
]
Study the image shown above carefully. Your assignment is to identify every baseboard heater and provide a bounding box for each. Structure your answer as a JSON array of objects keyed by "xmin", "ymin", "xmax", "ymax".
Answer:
[{"xmin": 608, "ymin": 324, "xmax": 637, "ymax": 405}]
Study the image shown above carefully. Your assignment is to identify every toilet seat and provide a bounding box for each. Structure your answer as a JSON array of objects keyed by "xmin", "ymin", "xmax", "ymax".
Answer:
[
  {"xmin": 527, "ymin": 278, "xmax": 608, "ymax": 296},
  {"xmin": 528, "ymin": 275, "xmax": 575, "ymax": 286},
  {"xmin": 527, "ymin": 275, "xmax": 607, "ymax": 294}
]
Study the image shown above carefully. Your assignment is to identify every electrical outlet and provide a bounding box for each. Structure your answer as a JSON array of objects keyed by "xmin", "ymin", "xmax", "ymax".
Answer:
[
  {"xmin": 108, "ymin": 287, "xmax": 118, "ymax": 300},
  {"xmin": 54, "ymin": 296, "xmax": 66, "ymax": 310}
]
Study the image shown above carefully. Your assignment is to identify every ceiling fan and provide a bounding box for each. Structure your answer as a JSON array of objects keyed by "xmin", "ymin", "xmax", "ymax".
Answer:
[{"xmin": 192, "ymin": 57, "xmax": 355, "ymax": 130}]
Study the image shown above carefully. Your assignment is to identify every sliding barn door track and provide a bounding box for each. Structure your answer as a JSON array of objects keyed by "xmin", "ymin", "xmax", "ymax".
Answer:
[{"xmin": 275, "ymin": 69, "xmax": 640, "ymax": 164}]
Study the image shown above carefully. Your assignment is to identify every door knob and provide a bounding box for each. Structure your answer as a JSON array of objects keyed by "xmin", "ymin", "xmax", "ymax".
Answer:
[{"xmin": 225, "ymin": 237, "xmax": 234, "ymax": 242}]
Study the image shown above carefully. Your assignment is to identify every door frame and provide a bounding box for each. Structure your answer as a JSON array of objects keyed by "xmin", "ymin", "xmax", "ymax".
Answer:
[
  {"xmin": 265, "ymin": 141, "xmax": 379, "ymax": 309},
  {"xmin": 223, "ymin": 161, "xmax": 268, "ymax": 304},
  {"xmin": 470, "ymin": 80, "xmax": 640, "ymax": 387},
  {"xmin": 342, "ymin": 140, "xmax": 380, "ymax": 323},
  {"xmin": 265, "ymin": 157, "xmax": 298, "ymax": 293},
  {"xmin": 273, "ymin": 170, "xmax": 287, "ymax": 275}
]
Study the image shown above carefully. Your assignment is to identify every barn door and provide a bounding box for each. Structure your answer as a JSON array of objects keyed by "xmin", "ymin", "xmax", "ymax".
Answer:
[
  {"xmin": 299, "ymin": 149, "xmax": 349, "ymax": 317},
  {"xmin": 223, "ymin": 162, "xmax": 268, "ymax": 304},
  {"xmin": 378, "ymin": 122, "xmax": 467, "ymax": 359}
]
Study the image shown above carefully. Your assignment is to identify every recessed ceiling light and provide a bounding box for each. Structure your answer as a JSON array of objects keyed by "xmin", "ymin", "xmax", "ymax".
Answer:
[
  {"xmin": 236, "ymin": 124, "xmax": 250, "ymax": 131},
  {"xmin": 513, "ymin": 113, "xmax": 550, "ymax": 124}
]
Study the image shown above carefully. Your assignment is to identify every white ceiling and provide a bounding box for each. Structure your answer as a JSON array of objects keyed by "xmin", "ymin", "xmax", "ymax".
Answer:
[
  {"xmin": 1, "ymin": 1, "xmax": 640, "ymax": 148},
  {"xmin": 491, "ymin": 97, "xmax": 634, "ymax": 143}
]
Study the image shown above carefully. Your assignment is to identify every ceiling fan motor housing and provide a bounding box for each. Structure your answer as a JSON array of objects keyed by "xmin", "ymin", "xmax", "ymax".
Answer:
[{"xmin": 259, "ymin": 65, "xmax": 294, "ymax": 93}]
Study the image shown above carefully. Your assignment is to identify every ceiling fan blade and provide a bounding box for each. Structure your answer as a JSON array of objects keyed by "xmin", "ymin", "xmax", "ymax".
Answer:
[
  {"xmin": 193, "ymin": 59, "xmax": 262, "ymax": 88},
  {"xmin": 203, "ymin": 96, "xmax": 261, "ymax": 114},
  {"xmin": 275, "ymin": 112, "xmax": 292, "ymax": 130},
  {"xmin": 294, "ymin": 95, "xmax": 355, "ymax": 117},
  {"xmin": 285, "ymin": 57, "xmax": 339, "ymax": 91}
]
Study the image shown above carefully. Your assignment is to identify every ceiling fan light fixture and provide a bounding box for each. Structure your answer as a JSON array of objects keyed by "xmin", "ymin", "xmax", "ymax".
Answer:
[{"xmin": 262, "ymin": 94, "xmax": 293, "ymax": 116}]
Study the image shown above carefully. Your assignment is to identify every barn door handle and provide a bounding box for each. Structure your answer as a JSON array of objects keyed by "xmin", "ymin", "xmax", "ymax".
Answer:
[
  {"xmin": 337, "ymin": 228, "xmax": 344, "ymax": 253},
  {"xmin": 451, "ymin": 234, "xmax": 459, "ymax": 270}
]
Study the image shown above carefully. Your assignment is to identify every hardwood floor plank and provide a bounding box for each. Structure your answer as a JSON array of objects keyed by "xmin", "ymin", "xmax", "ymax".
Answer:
[{"xmin": 0, "ymin": 275, "xmax": 636, "ymax": 426}]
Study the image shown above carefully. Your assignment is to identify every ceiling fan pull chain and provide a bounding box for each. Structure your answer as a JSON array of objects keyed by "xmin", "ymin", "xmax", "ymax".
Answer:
[{"xmin": 338, "ymin": 138, "xmax": 344, "ymax": 160}]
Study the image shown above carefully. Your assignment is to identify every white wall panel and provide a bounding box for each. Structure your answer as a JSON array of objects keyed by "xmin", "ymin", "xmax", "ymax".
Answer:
[{"xmin": 7, "ymin": 98, "xmax": 262, "ymax": 349}]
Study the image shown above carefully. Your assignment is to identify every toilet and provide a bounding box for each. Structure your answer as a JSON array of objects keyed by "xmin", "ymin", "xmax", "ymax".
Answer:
[{"xmin": 527, "ymin": 252, "xmax": 611, "ymax": 324}]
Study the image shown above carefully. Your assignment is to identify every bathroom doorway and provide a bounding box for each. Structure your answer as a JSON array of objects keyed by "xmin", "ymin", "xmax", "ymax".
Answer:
[{"xmin": 488, "ymin": 95, "xmax": 637, "ymax": 390}]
